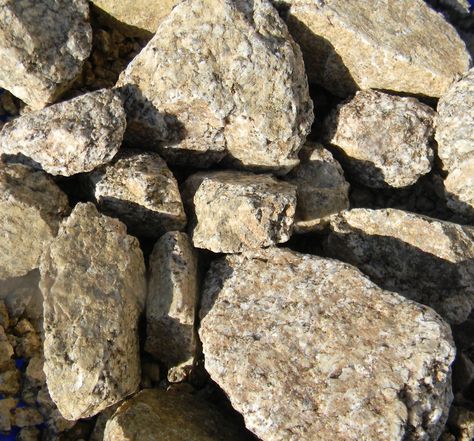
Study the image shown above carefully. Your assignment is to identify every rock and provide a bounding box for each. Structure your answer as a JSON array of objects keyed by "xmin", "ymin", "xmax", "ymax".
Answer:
[
  {"xmin": 17, "ymin": 427, "xmax": 40, "ymax": 441},
  {"xmin": 199, "ymin": 247, "xmax": 455, "ymax": 441},
  {"xmin": 13, "ymin": 407, "xmax": 44, "ymax": 428},
  {"xmin": 448, "ymin": 406, "xmax": 474, "ymax": 441},
  {"xmin": 89, "ymin": 150, "xmax": 186, "ymax": 238},
  {"xmin": 0, "ymin": 330, "xmax": 14, "ymax": 371},
  {"xmin": 0, "ymin": 369, "xmax": 20, "ymax": 395},
  {"xmin": 40, "ymin": 202, "xmax": 146, "ymax": 420},
  {"xmin": 116, "ymin": 0, "xmax": 313, "ymax": 171},
  {"xmin": 0, "ymin": 0, "xmax": 92, "ymax": 109},
  {"xmin": 0, "ymin": 398, "xmax": 17, "ymax": 432},
  {"xmin": 183, "ymin": 171, "xmax": 296, "ymax": 253},
  {"xmin": 325, "ymin": 208, "xmax": 474, "ymax": 324},
  {"xmin": 0, "ymin": 89, "xmax": 126, "ymax": 176},
  {"xmin": 0, "ymin": 163, "xmax": 69, "ymax": 280},
  {"xmin": 322, "ymin": 90, "xmax": 435, "ymax": 188},
  {"xmin": 0, "ymin": 301, "xmax": 9, "ymax": 329},
  {"xmin": 36, "ymin": 386, "xmax": 76, "ymax": 433},
  {"xmin": 14, "ymin": 329, "xmax": 41, "ymax": 359},
  {"xmin": 286, "ymin": 143, "xmax": 349, "ymax": 232},
  {"xmin": 282, "ymin": 0, "xmax": 471, "ymax": 97},
  {"xmin": 26, "ymin": 356, "xmax": 46, "ymax": 386},
  {"xmin": 145, "ymin": 232, "xmax": 198, "ymax": 382}
]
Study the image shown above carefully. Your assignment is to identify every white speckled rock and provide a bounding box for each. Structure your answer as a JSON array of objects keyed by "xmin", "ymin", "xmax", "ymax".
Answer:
[
  {"xmin": 0, "ymin": 89, "xmax": 126, "ymax": 176},
  {"xmin": 40, "ymin": 203, "xmax": 146, "ymax": 420},
  {"xmin": 323, "ymin": 90, "xmax": 435, "ymax": 188},
  {"xmin": 0, "ymin": 0, "xmax": 92, "ymax": 109},
  {"xmin": 200, "ymin": 247, "xmax": 455, "ymax": 441},
  {"xmin": 116, "ymin": 0, "xmax": 313, "ymax": 171},
  {"xmin": 183, "ymin": 171, "xmax": 296, "ymax": 253}
]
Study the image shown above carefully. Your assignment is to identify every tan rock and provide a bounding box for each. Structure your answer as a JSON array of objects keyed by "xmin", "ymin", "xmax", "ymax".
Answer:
[
  {"xmin": 0, "ymin": 369, "xmax": 20, "ymax": 395},
  {"xmin": 26, "ymin": 356, "xmax": 46, "ymax": 386},
  {"xmin": 40, "ymin": 203, "xmax": 146, "ymax": 420},
  {"xmin": 17, "ymin": 427, "xmax": 40, "ymax": 441},
  {"xmin": 199, "ymin": 247, "xmax": 455, "ymax": 441},
  {"xmin": 183, "ymin": 171, "xmax": 296, "ymax": 253},
  {"xmin": 13, "ymin": 407, "xmax": 44, "ymax": 428},
  {"xmin": 0, "ymin": 398, "xmax": 17, "ymax": 432}
]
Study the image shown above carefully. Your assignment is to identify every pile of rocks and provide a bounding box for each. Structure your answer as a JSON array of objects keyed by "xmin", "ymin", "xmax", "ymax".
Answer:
[{"xmin": 0, "ymin": 0, "xmax": 473, "ymax": 440}]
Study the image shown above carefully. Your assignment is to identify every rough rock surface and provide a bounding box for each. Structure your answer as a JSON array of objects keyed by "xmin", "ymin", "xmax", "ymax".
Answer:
[
  {"xmin": 326, "ymin": 208, "xmax": 474, "ymax": 324},
  {"xmin": 323, "ymin": 90, "xmax": 435, "ymax": 188},
  {"xmin": 281, "ymin": 0, "xmax": 471, "ymax": 97},
  {"xmin": 40, "ymin": 202, "xmax": 146, "ymax": 420},
  {"xmin": 286, "ymin": 143, "xmax": 349, "ymax": 232},
  {"xmin": 200, "ymin": 247, "xmax": 455, "ymax": 441},
  {"xmin": 183, "ymin": 171, "xmax": 296, "ymax": 253},
  {"xmin": 145, "ymin": 232, "xmax": 198, "ymax": 383},
  {"xmin": 117, "ymin": 0, "xmax": 313, "ymax": 171},
  {"xmin": 0, "ymin": 89, "xmax": 126, "ymax": 176},
  {"xmin": 0, "ymin": 163, "xmax": 69, "ymax": 280},
  {"xmin": 0, "ymin": 0, "xmax": 92, "ymax": 109},
  {"xmin": 90, "ymin": 150, "xmax": 186, "ymax": 238}
]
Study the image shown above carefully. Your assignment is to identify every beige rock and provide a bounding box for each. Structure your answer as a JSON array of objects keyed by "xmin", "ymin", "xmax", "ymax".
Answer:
[
  {"xmin": 0, "ymin": 398, "xmax": 17, "ymax": 432},
  {"xmin": 199, "ymin": 247, "xmax": 455, "ymax": 441},
  {"xmin": 183, "ymin": 171, "xmax": 296, "ymax": 253},
  {"xmin": 323, "ymin": 90, "xmax": 435, "ymax": 188},
  {"xmin": 26, "ymin": 356, "xmax": 46, "ymax": 386},
  {"xmin": 13, "ymin": 407, "xmax": 44, "ymax": 428},
  {"xmin": 0, "ymin": 89, "xmax": 126, "ymax": 176},
  {"xmin": 0, "ymin": 163, "xmax": 69, "ymax": 280},
  {"xmin": 36, "ymin": 386, "xmax": 75, "ymax": 433},
  {"xmin": 326, "ymin": 208, "xmax": 474, "ymax": 324},
  {"xmin": 117, "ymin": 0, "xmax": 313, "ymax": 171},
  {"xmin": 40, "ymin": 203, "xmax": 146, "ymax": 420},
  {"xmin": 17, "ymin": 427, "xmax": 40, "ymax": 441},
  {"xmin": 0, "ymin": 369, "xmax": 20, "ymax": 395},
  {"xmin": 145, "ymin": 232, "xmax": 198, "ymax": 383}
]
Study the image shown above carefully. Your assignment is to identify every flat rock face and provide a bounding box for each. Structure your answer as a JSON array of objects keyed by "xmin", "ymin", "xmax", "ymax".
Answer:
[
  {"xmin": 0, "ymin": 163, "xmax": 69, "ymax": 280},
  {"xmin": 183, "ymin": 171, "xmax": 296, "ymax": 253},
  {"xmin": 199, "ymin": 247, "xmax": 455, "ymax": 441},
  {"xmin": 90, "ymin": 150, "xmax": 186, "ymax": 238},
  {"xmin": 117, "ymin": 0, "xmax": 313, "ymax": 171},
  {"xmin": 40, "ymin": 203, "xmax": 146, "ymax": 420},
  {"xmin": 145, "ymin": 232, "xmax": 198, "ymax": 383},
  {"xmin": 0, "ymin": 89, "xmax": 126, "ymax": 176},
  {"xmin": 323, "ymin": 90, "xmax": 435, "ymax": 188},
  {"xmin": 325, "ymin": 208, "xmax": 474, "ymax": 324},
  {"xmin": 282, "ymin": 0, "xmax": 471, "ymax": 97},
  {"xmin": 0, "ymin": 0, "xmax": 92, "ymax": 109}
]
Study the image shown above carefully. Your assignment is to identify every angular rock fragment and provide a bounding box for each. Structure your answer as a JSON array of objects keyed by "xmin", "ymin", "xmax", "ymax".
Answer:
[
  {"xmin": 200, "ymin": 247, "xmax": 455, "ymax": 441},
  {"xmin": 281, "ymin": 0, "xmax": 471, "ymax": 97},
  {"xmin": 323, "ymin": 90, "xmax": 435, "ymax": 188},
  {"xmin": 325, "ymin": 208, "xmax": 474, "ymax": 324},
  {"xmin": 183, "ymin": 171, "xmax": 296, "ymax": 253},
  {"xmin": 117, "ymin": 0, "xmax": 313, "ymax": 171},
  {"xmin": 89, "ymin": 150, "xmax": 186, "ymax": 238},
  {"xmin": 0, "ymin": 89, "xmax": 126, "ymax": 176},
  {"xmin": 145, "ymin": 232, "xmax": 198, "ymax": 382},
  {"xmin": 0, "ymin": 163, "xmax": 69, "ymax": 280},
  {"xmin": 0, "ymin": 0, "xmax": 92, "ymax": 109},
  {"xmin": 40, "ymin": 203, "xmax": 146, "ymax": 420}
]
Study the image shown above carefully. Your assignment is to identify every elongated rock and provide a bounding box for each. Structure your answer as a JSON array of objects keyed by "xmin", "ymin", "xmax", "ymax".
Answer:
[
  {"xmin": 200, "ymin": 247, "xmax": 455, "ymax": 441},
  {"xmin": 40, "ymin": 203, "xmax": 146, "ymax": 420},
  {"xmin": 0, "ymin": 89, "xmax": 126, "ymax": 176},
  {"xmin": 0, "ymin": 0, "xmax": 92, "ymax": 109},
  {"xmin": 117, "ymin": 0, "xmax": 313, "ymax": 171}
]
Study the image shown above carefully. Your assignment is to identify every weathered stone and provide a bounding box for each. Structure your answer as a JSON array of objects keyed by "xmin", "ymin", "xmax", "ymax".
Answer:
[
  {"xmin": 17, "ymin": 427, "xmax": 40, "ymax": 441},
  {"xmin": 0, "ymin": 301, "xmax": 9, "ymax": 329},
  {"xmin": 0, "ymin": 398, "xmax": 17, "ymax": 432},
  {"xmin": 40, "ymin": 202, "xmax": 146, "ymax": 420},
  {"xmin": 14, "ymin": 328, "xmax": 41, "ymax": 358},
  {"xmin": 25, "ymin": 356, "xmax": 46, "ymax": 386},
  {"xmin": 0, "ymin": 0, "xmax": 92, "ymax": 109},
  {"xmin": 145, "ymin": 232, "xmax": 198, "ymax": 383},
  {"xmin": 199, "ymin": 247, "xmax": 455, "ymax": 441},
  {"xmin": 325, "ymin": 208, "xmax": 474, "ymax": 324},
  {"xmin": 13, "ymin": 407, "xmax": 44, "ymax": 428},
  {"xmin": 117, "ymin": 0, "xmax": 313, "ymax": 171},
  {"xmin": 286, "ymin": 143, "xmax": 349, "ymax": 232},
  {"xmin": 0, "ymin": 89, "xmax": 126, "ymax": 176},
  {"xmin": 90, "ymin": 150, "xmax": 186, "ymax": 238},
  {"xmin": 36, "ymin": 386, "xmax": 76, "ymax": 433},
  {"xmin": 282, "ymin": 0, "xmax": 471, "ymax": 97},
  {"xmin": 0, "ymin": 334, "xmax": 14, "ymax": 371},
  {"xmin": 183, "ymin": 171, "xmax": 296, "ymax": 253},
  {"xmin": 448, "ymin": 406, "xmax": 474, "ymax": 441},
  {"xmin": 323, "ymin": 90, "xmax": 435, "ymax": 188},
  {"xmin": 0, "ymin": 369, "xmax": 20, "ymax": 395},
  {"xmin": 0, "ymin": 163, "xmax": 69, "ymax": 280}
]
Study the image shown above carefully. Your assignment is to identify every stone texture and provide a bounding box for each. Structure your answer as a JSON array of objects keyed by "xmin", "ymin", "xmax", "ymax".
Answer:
[
  {"xmin": 282, "ymin": 0, "xmax": 471, "ymax": 97},
  {"xmin": 13, "ymin": 407, "xmax": 44, "ymax": 428},
  {"xmin": 325, "ymin": 208, "xmax": 474, "ymax": 324},
  {"xmin": 0, "ymin": 398, "xmax": 16, "ymax": 432},
  {"xmin": 199, "ymin": 247, "xmax": 455, "ymax": 441},
  {"xmin": 89, "ymin": 150, "xmax": 186, "ymax": 238},
  {"xmin": 0, "ymin": 163, "xmax": 69, "ymax": 280},
  {"xmin": 117, "ymin": 0, "xmax": 313, "ymax": 171},
  {"xmin": 0, "ymin": 89, "xmax": 126, "ymax": 176},
  {"xmin": 40, "ymin": 202, "xmax": 146, "ymax": 420},
  {"xmin": 448, "ymin": 406, "xmax": 474, "ymax": 441},
  {"xmin": 183, "ymin": 171, "xmax": 296, "ymax": 253},
  {"xmin": 145, "ymin": 232, "xmax": 198, "ymax": 382},
  {"xmin": 0, "ymin": 0, "xmax": 92, "ymax": 109},
  {"xmin": 323, "ymin": 90, "xmax": 435, "ymax": 188}
]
